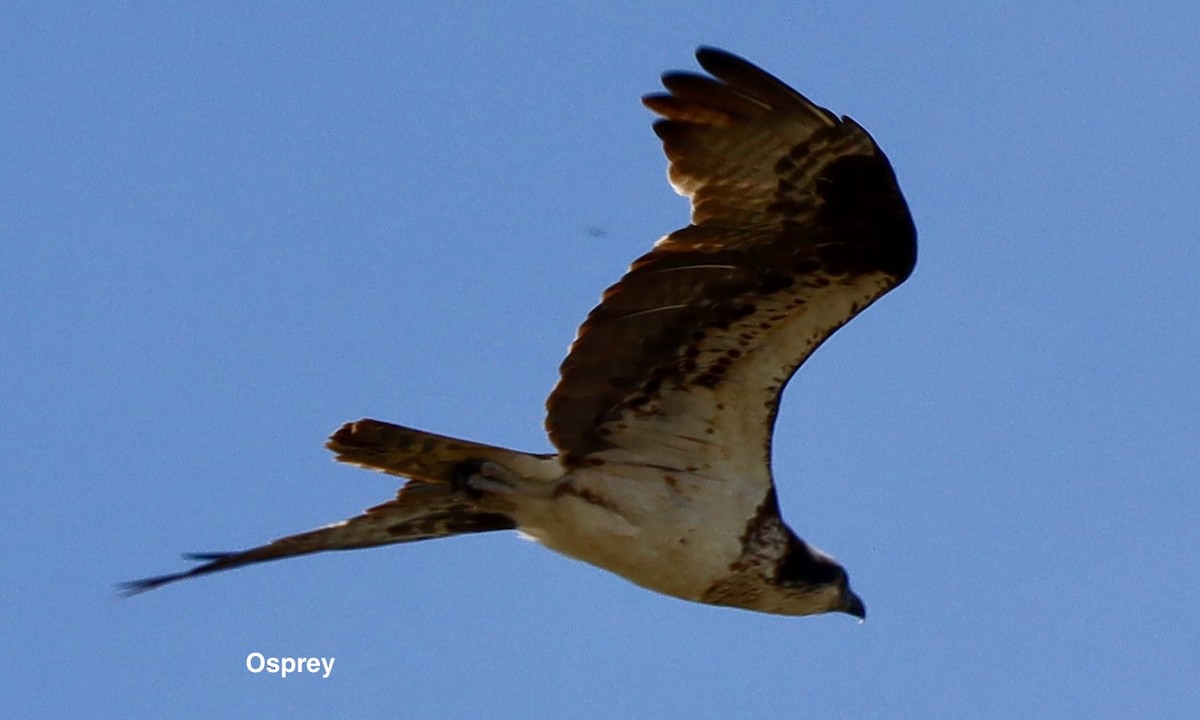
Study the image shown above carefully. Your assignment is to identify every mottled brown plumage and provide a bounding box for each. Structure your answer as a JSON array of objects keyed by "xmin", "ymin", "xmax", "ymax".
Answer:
[{"xmin": 547, "ymin": 48, "xmax": 914, "ymax": 464}]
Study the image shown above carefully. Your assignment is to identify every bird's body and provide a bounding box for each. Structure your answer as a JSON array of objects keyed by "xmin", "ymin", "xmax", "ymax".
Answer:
[
  {"xmin": 504, "ymin": 460, "xmax": 757, "ymax": 604},
  {"xmin": 125, "ymin": 47, "xmax": 916, "ymax": 619}
]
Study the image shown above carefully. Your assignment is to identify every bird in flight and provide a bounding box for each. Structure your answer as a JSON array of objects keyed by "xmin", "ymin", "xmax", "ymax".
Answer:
[{"xmin": 124, "ymin": 47, "xmax": 916, "ymax": 618}]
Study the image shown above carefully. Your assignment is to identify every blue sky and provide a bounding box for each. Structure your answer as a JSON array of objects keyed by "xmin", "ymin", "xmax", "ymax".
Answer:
[{"xmin": 3, "ymin": 2, "xmax": 1198, "ymax": 718}]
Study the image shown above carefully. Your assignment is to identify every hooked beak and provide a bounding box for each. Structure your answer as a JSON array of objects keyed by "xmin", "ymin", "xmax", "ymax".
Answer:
[{"xmin": 840, "ymin": 590, "xmax": 866, "ymax": 620}]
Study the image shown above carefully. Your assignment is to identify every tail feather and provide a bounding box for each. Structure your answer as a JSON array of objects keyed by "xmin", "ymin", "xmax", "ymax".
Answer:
[
  {"xmin": 119, "ymin": 418, "xmax": 561, "ymax": 595},
  {"xmin": 326, "ymin": 418, "xmax": 562, "ymax": 484}
]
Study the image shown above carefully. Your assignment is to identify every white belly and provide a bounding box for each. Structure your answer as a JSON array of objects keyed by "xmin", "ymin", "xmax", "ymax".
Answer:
[{"xmin": 507, "ymin": 463, "xmax": 762, "ymax": 601}]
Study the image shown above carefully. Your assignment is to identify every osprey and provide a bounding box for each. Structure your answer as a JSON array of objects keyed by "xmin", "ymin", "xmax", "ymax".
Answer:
[{"xmin": 125, "ymin": 47, "xmax": 916, "ymax": 618}]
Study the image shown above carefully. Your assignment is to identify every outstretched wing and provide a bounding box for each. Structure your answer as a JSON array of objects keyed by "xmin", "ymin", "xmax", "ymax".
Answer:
[
  {"xmin": 545, "ymin": 47, "xmax": 916, "ymax": 487},
  {"xmin": 120, "ymin": 479, "xmax": 513, "ymax": 595}
]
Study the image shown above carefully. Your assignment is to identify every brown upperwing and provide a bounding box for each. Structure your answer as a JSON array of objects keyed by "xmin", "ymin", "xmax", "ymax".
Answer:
[{"xmin": 544, "ymin": 48, "xmax": 916, "ymax": 490}]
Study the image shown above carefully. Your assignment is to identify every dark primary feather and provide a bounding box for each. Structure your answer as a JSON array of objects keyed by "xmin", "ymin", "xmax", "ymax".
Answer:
[
  {"xmin": 545, "ymin": 47, "xmax": 915, "ymax": 464},
  {"xmin": 119, "ymin": 481, "xmax": 513, "ymax": 595}
]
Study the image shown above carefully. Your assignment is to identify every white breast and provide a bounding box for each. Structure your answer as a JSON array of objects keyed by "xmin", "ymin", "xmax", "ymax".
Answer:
[{"xmin": 508, "ymin": 462, "xmax": 762, "ymax": 601}]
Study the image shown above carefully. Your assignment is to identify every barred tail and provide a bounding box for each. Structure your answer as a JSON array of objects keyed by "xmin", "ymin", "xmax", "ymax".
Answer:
[{"xmin": 325, "ymin": 418, "xmax": 563, "ymax": 485}]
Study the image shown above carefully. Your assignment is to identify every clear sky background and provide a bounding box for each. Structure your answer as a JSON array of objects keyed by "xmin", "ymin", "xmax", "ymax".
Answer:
[{"xmin": 3, "ymin": 2, "xmax": 1197, "ymax": 718}]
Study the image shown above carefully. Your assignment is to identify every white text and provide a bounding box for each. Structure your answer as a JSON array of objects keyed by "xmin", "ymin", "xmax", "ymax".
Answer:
[{"xmin": 245, "ymin": 652, "xmax": 335, "ymax": 679}]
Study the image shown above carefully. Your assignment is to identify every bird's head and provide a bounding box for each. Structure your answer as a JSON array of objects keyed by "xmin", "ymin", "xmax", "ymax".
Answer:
[{"xmin": 769, "ymin": 536, "xmax": 866, "ymax": 619}]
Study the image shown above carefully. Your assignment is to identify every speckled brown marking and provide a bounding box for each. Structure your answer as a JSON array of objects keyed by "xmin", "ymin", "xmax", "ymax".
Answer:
[
  {"xmin": 700, "ymin": 489, "xmax": 790, "ymax": 605},
  {"xmin": 737, "ymin": 489, "xmax": 787, "ymax": 557},
  {"xmin": 554, "ymin": 484, "xmax": 621, "ymax": 514}
]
